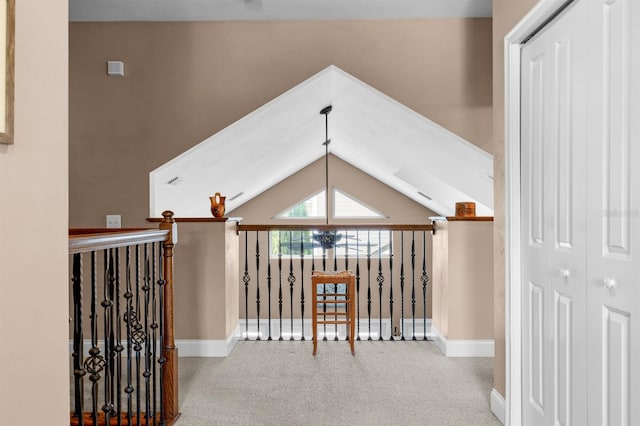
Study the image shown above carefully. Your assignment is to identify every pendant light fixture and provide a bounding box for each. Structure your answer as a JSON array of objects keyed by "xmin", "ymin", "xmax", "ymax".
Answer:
[{"xmin": 313, "ymin": 105, "xmax": 342, "ymax": 250}]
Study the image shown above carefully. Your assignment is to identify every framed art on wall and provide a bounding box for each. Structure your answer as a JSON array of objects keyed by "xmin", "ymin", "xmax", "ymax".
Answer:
[{"xmin": 0, "ymin": 0, "xmax": 14, "ymax": 145}]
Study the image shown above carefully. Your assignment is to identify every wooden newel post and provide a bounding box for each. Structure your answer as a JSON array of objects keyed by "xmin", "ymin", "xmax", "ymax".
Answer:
[{"xmin": 159, "ymin": 210, "xmax": 180, "ymax": 423}]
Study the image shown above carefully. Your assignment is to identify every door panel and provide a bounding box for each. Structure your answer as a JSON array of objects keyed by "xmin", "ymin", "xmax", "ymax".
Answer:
[
  {"xmin": 587, "ymin": 0, "xmax": 639, "ymax": 424},
  {"xmin": 521, "ymin": 1, "xmax": 589, "ymax": 424}
]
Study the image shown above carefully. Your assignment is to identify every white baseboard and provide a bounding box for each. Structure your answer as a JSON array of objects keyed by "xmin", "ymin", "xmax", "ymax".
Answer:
[
  {"xmin": 239, "ymin": 318, "xmax": 432, "ymax": 340},
  {"xmin": 69, "ymin": 325, "xmax": 242, "ymax": 358},
  {"xmin": 490, "ymin": 388, "xmax": 506, "ymax": 425},
  {"xmin": 177, "ymin": 325, "xmax": 241, "ymax": 357},
  {"xmin": 431, "ymin": 326, "xmax": 494, "ymax": 357}
]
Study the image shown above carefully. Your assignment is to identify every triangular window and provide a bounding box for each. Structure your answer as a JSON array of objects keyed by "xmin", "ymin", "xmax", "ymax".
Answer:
[
  {"xmin": 333, "ymin": 189, "xmax": 385, "ymax": 218},
  {"xmin": 275, "ymin": 191, "xmax": 326, "ymax": 218}
]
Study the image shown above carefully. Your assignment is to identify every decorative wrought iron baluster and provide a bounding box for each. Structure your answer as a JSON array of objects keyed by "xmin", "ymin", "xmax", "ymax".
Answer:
[
  {"xmin": 85, "ymin": 251, "xmax": 103, "ymax": 426},
  {"xmin": 288, "ymin": 231, "xmax": 295, "ymax": 340},
  {"xmin": 321, "ymin": 236, "xmax": 327, "ymax": 340},
  {"xmin": 344, "ymin": 231, "xmax": 349, "ymax": 342},
  {"xmin": 255, "ymin": 232, "xmax": 261, "ymax": 341},
  {"xmin": 366, "ymin": 231, "xmax": 372, "ymax": 340},
  {"xmin": 377, "ymin": 231, "xmax": 384, "ymax": 341},
  {"xmin": 299, "ymin": 235, "xmax": 305, "ymax": 341},
  {"xmin": 333, "ymin": 231, "xmax": 338, "ymax": 341},
  {"xmin": 151, "ymin": 243, "xmax": 159, "ymax": 423},
  {"xmin": 267, "ymin": 231, "xmax": 272, "ymax": 341},
  {"xmin": 102, "ymin": 250, "xmax": 115, "ymax": 423},
  {"xmin": 143, "ymin": 246, "xmax": 152, "ymax": 423},
  {"xmin": 156, "ymin": 243, "xmax": 167, "ymax": 424},
  {"xmin": 411, "ymin": 232, "xmax": 417, "ymax": 340},
  {"xmin": 355, "ymin": 232, "xmax": 361, "ymax": 341},
  {"xmin": 278, "ymin": 231, "xmax": 283, "ymax": 341},
  {"xmin": 124, "ymin": 247, "xmax": 134, "ymax": 426},
  {"xmin": 135, "ymin": 245, "xmax": 143, "ymax": 424},
  {"xmin": 389, "ymin": 232, "xmax": 394, "ymax": 341},
  {"xmin": 421, "ymin": 231, "xmax": 429, "ymax": 340},
  {"xmin": 114, "ymin": 248, "xmax": 124, "ymax": 425},
  {"xmin": 400, "ymin": 232, "xmax": 406, "ymax": 340},
  {"xmin": 71, "ymin": 253, "xmax": 85, "ymax": 423},
  {"xmin": 242, "ymin": 232, "xmax": 250, "ymax": 340}
]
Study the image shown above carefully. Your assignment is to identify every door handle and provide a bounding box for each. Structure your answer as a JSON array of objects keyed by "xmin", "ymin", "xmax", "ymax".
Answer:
[
  {"xmin": 560, "ymin": 268, "xmax": 570, "ymax": 279},
  {"xmin": 603, "ymin": 278, "xmax": 617, "ymax": 290}
]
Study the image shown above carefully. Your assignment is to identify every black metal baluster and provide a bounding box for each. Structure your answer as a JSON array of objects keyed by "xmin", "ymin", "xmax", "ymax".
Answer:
[
  {"xmin": 242, "ymin": 232, "xmax": 250, "ymax": 340},
  {"xmin": 389, "ymin": 231, "xmax": 394, "ymax": 341},
  {"xmin": 255, "ymin": 232, "xmax": 261, "ymax": 341},
  {"xmin": 344, "ymin": 231, "xmax": 350, "ymax": 342},
  {"xmin": 288, "ymin": 231, "xmax": 295, "ymax": 340},
  {"xmin": 156, "ymin": 243, "xmax": 166, "ymax": 425},
  {"xmin": 355, "ymin": 231, "xmax": 361, "ymax": 341},
  {"xmin": 299, "ymin": 235, "xmax": 305, "ymax": 341},
  {"xmin": 267, "ymin": 231, "xmax": 273, "ymax": 341},
  {"xmin": 321, "ymin": 234, "xmax": 327, "ymax": 340},
  {"xmin": 411, "ymin": 232, "xmax": 417, "ymax": 341},
  {"xmin": 366, "ymin": 231, "xmax": 372, "ymax": 340},
  {"xmin": 86, "ymin": 251, "xmax": 102, "ymax": 426},
  {"xmin": 400, "ymin": 232, "xmax": 406, "ymax": 340},
  {"xmin": 333, "ymin": 231, "xmax": 339, "ymax": 341},
  {"xmin": 124, "ymin": 247, "xmax": 134, "ymax": 426},
  {"xmin": 71, "ymin": 253, "xmax": 85, "ymax": 424},
  {"xmin": 278, "ymin": 231, "xmax": 283, "ymax": 341},
  {"xmin": 103, "ymin": 250, "xmax": 114, "ymax": 424},
  {"xmin": 377, "ymin": 231, "xmax": 384, "ymax": 341},
  {"xmin": 421, "ymin": 231, "xmax": 429, "ymax": 341},
  {"xmin": 114, "ymin": 248, "xmax": 123, "ymax": 426},
  {"xmin": 143, "ymin": 246, "xmax": 152, "ymax": 423},
  {"xmin": 135, "ymin": 245, "xmax": 143, "ymax": 424},
  {"xmin": 151, "ymin": 243, "xmax": 159, "ymax": 424}
]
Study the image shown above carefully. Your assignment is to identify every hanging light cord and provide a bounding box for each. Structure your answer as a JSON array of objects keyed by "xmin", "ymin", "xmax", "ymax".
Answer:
[{"xmin": 320, "ymin": 105, "xmax": 332, "ymax": 225}]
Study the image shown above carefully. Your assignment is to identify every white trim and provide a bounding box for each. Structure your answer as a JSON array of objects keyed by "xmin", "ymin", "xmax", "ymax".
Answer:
[
  {"xmin": 504, "ymin": 1, "xmax": 572, "ymax": 424},
  {"xmin": 431, "ymin": 326, "xmax": 494, "ymax": 357},
  {"xmin": 70, "ymin": 325, "xmax": 242, "ymax": 358},
  {"xmin": 491, "ymin": 388, "xmax": 506, "ymax": 425},
  {"xmin": 240, "ymin": 318, "xmax": 432, "ymax": 341}
]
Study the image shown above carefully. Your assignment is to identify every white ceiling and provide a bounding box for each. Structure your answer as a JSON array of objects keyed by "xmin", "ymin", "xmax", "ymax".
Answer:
[
  {"xmin": 69, "ymin": 0, "xmax": 491, "ymax": 22},
  {"xmin": 149, "ymin": 65, "xmax": 493, "ymax": 218}
]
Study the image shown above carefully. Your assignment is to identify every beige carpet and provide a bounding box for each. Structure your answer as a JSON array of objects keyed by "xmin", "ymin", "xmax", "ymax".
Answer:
[{"xmin": 176, "ymin": 340, "xmax": 500, "ymax": 425}]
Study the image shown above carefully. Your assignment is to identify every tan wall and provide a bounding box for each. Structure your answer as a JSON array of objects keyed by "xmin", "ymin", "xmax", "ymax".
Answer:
[
  {"xmin": 432, "ymin": 220, "xmax": 494, "ymax": 340},
  {"xmin": 174, "ymin": 221, "xmax": 239, "ymax": 339},
  {"xmin": 233, "ymin": 154, "xmax": 434, "ymax": 224},
  {"xmin": 492, "ymin": 0, "xmax": 539, "ymax": 397},
  {"xmin": 448, "ymin": 221, "xmax": 494, "ymax": 339},
  {"xmin": 69, "ymin": 18, "xmax": 492, "ymax": 228},
  {"xmin": 0, "ymin": 0, "xmax": 69, "ymax": 423}
]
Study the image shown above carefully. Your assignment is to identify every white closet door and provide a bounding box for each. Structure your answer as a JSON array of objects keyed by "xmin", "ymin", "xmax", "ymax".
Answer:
[
  {"xmin": 586, "ymin": 0, "xmax": 640, "ymax": 424},
  {"xmin": 521, "ymin": 1, "xmax": 589, "ymax": 424}
]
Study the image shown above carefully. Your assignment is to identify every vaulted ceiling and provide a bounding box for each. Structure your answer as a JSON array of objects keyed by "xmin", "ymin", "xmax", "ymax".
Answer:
[
  {"xmin": 150, "ymin": 66, "xmax": 493, "ymax": 218},
  {"xmin": 69, "ymin": 0, "xmax": 492, "ymax": 22}
]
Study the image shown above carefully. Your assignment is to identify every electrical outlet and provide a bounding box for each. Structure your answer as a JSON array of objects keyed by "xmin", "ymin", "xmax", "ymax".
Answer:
[{"xmin": 106, "ymin": 214, "xmax": 121, "ymax": 228}]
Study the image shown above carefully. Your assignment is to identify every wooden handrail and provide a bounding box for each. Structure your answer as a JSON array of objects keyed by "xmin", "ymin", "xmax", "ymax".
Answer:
[
  {"xmin": 68, "ymin": 229, "xmax": 169, "ymax": 254},
  {"xmin": 238, "ymin": 224, "xmax": 434, "ymax": 232}
]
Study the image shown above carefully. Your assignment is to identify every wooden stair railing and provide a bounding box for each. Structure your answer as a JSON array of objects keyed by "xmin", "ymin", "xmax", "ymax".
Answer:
[{"xmin": 69, "ymin": 211, "xmax": 179, "ymax": 426}]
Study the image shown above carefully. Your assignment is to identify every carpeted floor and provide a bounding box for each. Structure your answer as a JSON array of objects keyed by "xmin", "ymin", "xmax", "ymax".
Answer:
[{"xmin": 175, "ymin": 340, "xmax": 500, "ymax": 425}]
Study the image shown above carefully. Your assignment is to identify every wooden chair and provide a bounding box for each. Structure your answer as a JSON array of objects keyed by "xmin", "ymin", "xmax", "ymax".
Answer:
[{"xmin": 311, "ymin": 271, "xmax": 356, "ymax": 355}]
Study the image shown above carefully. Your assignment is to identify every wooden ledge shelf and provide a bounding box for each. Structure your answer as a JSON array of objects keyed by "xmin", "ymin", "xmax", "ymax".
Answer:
[
  {"xmin": 147, "ymin": 217, "xmax": 238, "ymax": 223},
  {"xmin": 445, "ymin": 216, "xmax": 494, "ymax": 222}
]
